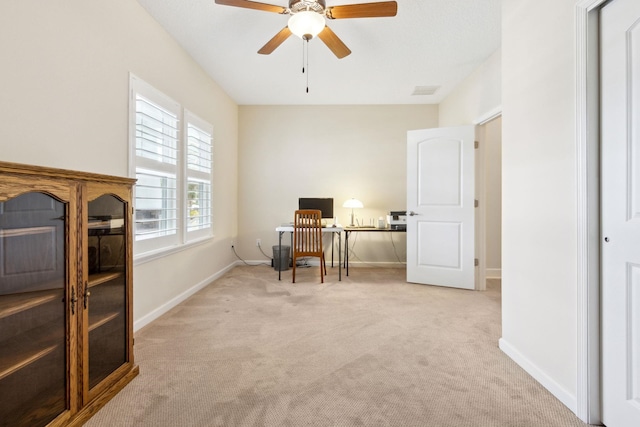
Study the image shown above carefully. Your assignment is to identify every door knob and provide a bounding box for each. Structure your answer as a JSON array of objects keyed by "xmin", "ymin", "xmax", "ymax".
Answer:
[{"xmin": 409, "ymin": 211, "xmax": 417, "ymax": 216}]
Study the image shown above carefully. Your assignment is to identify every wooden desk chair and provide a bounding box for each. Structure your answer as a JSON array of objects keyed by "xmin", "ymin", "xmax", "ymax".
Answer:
[{"xmin": 292, "ymin": 209, "xmax": 326, "ymax": 283}]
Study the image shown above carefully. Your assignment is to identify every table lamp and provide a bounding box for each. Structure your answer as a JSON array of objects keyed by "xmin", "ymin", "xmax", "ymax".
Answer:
[{"xmin": 343, "ymin": 198, "xmax": 364, "ymax": 226}]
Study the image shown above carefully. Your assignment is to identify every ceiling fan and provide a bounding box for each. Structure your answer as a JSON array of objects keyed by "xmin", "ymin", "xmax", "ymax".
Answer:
[{"xmin": 214, "ymin": 0, "xmax": 398, "ymax": 59}]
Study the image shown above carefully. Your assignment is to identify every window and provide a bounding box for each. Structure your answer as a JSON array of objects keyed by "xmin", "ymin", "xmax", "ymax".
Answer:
[
  {"xmin": 130, "ymin": 76, "xmax": 213, "ymax": 257},
  {"xmin": 185, "ymin": 112, "xmax": 213, "ymax": 239}
]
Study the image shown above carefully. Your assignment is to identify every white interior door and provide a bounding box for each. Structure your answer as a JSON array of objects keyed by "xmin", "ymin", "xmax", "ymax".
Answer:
[
  {"xmin": 601, "ymin": 0, "xmax": 640, "ymax": 425},
  {"xmin": 406, "ymin": 126, "xmax": 475, "ymax": 289}
]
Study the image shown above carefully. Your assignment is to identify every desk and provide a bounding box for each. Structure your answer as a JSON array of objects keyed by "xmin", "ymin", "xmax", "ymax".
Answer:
[
  {"xmin": 343, "ymin": 227, "xmax": 407, "ymax": 276},
  {"xmin": 275, "ymin": 225, "xmax": 343, "ymax": 281}
]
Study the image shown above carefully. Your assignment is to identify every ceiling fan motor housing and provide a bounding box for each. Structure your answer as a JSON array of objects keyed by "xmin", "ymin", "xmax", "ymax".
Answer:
[{"xmin": 289, "ymin": 0, "xmax": 326, "ymax": 14}]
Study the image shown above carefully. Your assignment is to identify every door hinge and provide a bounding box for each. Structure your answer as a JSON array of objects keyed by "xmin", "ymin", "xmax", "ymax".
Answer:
[
  {"xmin": 474, "ymin": 199, "xmax": 479, "ymax": 208},
  {"xmin": 474, "ymin": 141, "xmax": 479, "ymax": 149},
  {"xmin": 475, "ymin": 258, "xmax": 479, "ymax": 267}
]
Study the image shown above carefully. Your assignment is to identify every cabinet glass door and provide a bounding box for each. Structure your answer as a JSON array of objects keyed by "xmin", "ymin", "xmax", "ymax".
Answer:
[
  {"xmin": 86, "ymin": 195, "xmax": 127, "ymax": 390},
  {"xmin": 0, "ymin": 192, "xmax": 68, "ymax": 426}
]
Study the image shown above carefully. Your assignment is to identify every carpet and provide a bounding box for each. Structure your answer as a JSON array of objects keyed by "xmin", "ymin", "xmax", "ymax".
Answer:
[{"xmin": 86, "ymin": 266, "xmax": 590, "ymax": 427}]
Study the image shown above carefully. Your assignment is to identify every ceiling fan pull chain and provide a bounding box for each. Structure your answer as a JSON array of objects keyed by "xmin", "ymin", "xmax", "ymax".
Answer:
[
  {"xmin": 301, "ymin": 38, "xmax": 305, "ymax": 74},
  {"xmin": 306, "ymin": 39, "xmax": 310, "ymax": 93}
]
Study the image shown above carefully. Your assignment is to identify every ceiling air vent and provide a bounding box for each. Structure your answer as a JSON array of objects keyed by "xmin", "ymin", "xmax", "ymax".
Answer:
[{"xmin": 411, "ymin": 85, "xmax": 440, "ymax": 96}]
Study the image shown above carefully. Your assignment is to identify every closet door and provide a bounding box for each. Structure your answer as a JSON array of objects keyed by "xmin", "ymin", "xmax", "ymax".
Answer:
[
  {"xmin": 0, "ymin": 180, "xmax": 77, "ymax": 426},
  {"xmin": 81, "ymin": 184, "xmax": 133, "ymax": 402}
]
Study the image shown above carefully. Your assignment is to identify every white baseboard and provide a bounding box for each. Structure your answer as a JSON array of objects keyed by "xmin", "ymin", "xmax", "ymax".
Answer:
[
  {"xmin": 133, "ymin": 261, "xmax": 237, "ymax": 332},
  {"xmin": 296, "ymin": 260, "xmax": 405, "ymax": 268},
  {"xmin": 486, "ymin": 268, "xmax": 502, "ymax": 279},
  {"xmin": 499, "ymin": 338, "xmax": 577, "ymax": 415},
  {"xmin": 346, "ymin": 261, "xmax": 406, "ymax": 268}
]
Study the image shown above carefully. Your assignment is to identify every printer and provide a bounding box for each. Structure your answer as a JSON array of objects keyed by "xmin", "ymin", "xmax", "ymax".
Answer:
[{"xmin": 387, "ymin": 211, "xmax": 407, "ymax": 230}]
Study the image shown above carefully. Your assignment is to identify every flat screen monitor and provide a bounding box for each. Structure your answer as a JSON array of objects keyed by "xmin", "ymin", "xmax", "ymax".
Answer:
[{"xmin": 298, "ymin": 198, "xmax": 334, "ymax": 219}]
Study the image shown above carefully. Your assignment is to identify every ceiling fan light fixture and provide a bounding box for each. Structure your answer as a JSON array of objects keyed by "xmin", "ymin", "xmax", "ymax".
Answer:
[{"xmin": 288, "ymin": 11, "xmax": 325, "ymax": 40}]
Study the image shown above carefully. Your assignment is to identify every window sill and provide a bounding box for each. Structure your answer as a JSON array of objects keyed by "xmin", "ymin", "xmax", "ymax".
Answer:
[{"xmin": 134, "ymin": 235, "xmax": 214, "ymax": 266}]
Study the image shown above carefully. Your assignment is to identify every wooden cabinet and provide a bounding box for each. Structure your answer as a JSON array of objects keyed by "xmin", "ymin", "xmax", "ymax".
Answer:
[{"xmin": 0, "ymin": 162, "xmax": 138, "ymax": 427}]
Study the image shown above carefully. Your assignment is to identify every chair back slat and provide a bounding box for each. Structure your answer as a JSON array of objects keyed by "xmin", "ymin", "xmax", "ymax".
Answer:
[
  {"xmin": 292, "ymin": 209, "xmax": 325, "ymax": 283},
  {"xmin": 294, "ymin": 210, "xmax": 322, "ymax": 254}
]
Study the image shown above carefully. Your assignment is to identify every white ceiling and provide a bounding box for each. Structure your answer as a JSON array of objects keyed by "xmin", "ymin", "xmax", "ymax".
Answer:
[{"xmin": 135, "ymin": 0, "xmax": 501, "ymax": 105}]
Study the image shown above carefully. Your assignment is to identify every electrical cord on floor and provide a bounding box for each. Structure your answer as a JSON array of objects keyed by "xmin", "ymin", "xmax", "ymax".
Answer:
[
  {"xmin": 231, "ymin": 245, "xmax": 270, "ymax": 266},
  {"xmin": 295, "ymin": 257, "xmax": 313, "ymax": 268},
  {"xmin": 389, "ymin": 232, "xmax": 407, "ymax": 265},
  {"xmin": 345, "ymin": 232, "xmax": 378, "ymax": 267},
  {"xmin": 257, "ymin": 243, "xmax": 273, "ymax": 261},
  {"xmin": 346, "ymin": 231, "xmax": 406, "ymax": 267}
]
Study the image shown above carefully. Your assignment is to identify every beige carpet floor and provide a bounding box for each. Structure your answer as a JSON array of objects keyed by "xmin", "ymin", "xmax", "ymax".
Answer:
[{"xmin": 86, "ymin": 265, "xmax": 590, "ymax": 427}]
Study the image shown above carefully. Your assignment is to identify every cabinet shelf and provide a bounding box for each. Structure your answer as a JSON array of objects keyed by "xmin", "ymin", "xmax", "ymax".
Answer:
[
  {"xmin": 88, "ymin": 271, "xmax": 124, "ymax": 288},
  {"xmin": 0, "ymin": 345, "xmax": 58, "ymax": 381},
  {"xmin": 89, "ymin": 311, "xmax": 120, "ymax": 332},
  {"xmin": 0, "ymin": 321, "xmax": 64, "ymax": 381},
  {"xmin": 0, "ymin": 289, "xmax": 60, "ymax": 320}
]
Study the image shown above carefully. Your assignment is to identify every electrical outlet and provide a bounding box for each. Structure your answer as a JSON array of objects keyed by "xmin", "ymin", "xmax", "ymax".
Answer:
[{"xmin": 256, "ymin": 238, "xmax": 261, "ymax": 247}]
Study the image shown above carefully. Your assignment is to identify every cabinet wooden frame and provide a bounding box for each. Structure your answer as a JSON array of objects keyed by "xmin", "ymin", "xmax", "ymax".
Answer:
[{"xmin": 0, "ymin": 161, "xmax": 138, "ymax": 427}]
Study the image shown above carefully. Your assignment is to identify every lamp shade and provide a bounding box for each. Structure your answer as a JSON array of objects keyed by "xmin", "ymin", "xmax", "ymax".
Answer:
[
  {"xmin": 288, "ymin": 11, "xmax": 325, "ymax": 40},
  {"xmin": 342, "ymin": 198, "xmax": 364, "ymax": 209}
]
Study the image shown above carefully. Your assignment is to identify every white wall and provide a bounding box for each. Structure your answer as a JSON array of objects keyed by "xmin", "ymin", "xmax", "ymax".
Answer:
[
  {"xmin": 439, "ymin": 4, "xmax": 580, "ymax": 415},
  {"xmin": 237, "ymin": 105, "xmax": 437, "ymax": 265},
  {"xmin": 500, "ymin": 0, "xmax": 578, "ymax": 413},
  {"xmin": 439, "ymin": 49, "xmax": 502, "ymax": 126},
  {"xmin": 439, "ymin": 50, "xmax": 503, "ymax": 279},
  {"xmin": 0, "ymin": 0, "xmax": 239, "ymax": 329}
]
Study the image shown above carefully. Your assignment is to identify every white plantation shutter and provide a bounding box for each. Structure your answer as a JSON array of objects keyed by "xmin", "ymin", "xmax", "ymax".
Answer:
[
  {"xmin": 135, "ymin": 96, "xmax": 178, "ymax": 165},
  {"xmin": 131, "ymin": 77, "xmax": 181, "ymax": 254},
  {"xmin": 130, "ymin": 75, "xmax": 214, "ymax": 257},
  {"xmin": 135, "ymin": 169, "xmax": 178, "ymax": 239},
  {"xmin": 186, "ymin": 121, "xmax": 212, "ymax": 174},
  {"xmin": 185, "ymin": 111, "xmax": 213, "ymax": 239}
]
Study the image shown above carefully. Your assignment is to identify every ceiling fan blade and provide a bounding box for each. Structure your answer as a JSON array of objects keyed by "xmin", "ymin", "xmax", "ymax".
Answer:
[
  {"xmin": 258, "ymin": 27, "xmax": 292, "ymax": 55},
  {"xmin": 317, "ymin": 26, "xmax": 351, "ymax": 59},
  {"xmin": 214, "ymin": 0, "xmax": 287, "ymax": 14},
  {"xmin": 326, "ymin": 1, "xmax": 397, "ymax": 19}
]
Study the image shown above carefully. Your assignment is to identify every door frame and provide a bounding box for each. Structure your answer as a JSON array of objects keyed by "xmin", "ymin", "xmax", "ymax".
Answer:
[
  {"xmin": 576, "ymin": 0, "xmax": 609, "ymax": 424},
  {"xmin": 473, "ymin": 107, "xmax": 502, "ymax": 292}
]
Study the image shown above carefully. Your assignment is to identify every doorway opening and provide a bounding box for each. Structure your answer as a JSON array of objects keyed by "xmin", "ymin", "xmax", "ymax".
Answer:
[{"xmin": 475, "ymin": 115, "xmax": 502, "ymax": 292}]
